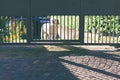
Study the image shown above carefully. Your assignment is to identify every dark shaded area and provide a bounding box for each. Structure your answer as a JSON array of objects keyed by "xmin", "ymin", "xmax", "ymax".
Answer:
[
  {"xmin": 0, "ymin": 0, "xmax": 28, "ymax": 16},
  {"xmin": 0, "ymin": 59, "xmax": 79, "ymax": 80},
  {"xmin": 0, "ymin": 45, "xmax": 119, "ymax": 80},
  {"xmin": 1, "ymin": 0, "xmax": 120, "ymax": 15},
  {"xmin": 0, "ymin": 46, "xmax": 80, "ymax": 80},
  {"xmin": 82, "ymin": 0, "xmax": 120, "ymax": 15}
]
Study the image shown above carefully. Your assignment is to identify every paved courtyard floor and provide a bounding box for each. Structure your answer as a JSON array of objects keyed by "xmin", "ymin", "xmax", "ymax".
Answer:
[{"xmin": 0, "ymin": 45, "xmax": 120, "ymax": 80}]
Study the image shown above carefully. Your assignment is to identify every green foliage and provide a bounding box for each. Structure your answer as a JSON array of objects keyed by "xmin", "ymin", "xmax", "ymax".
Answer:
[
  {"xmin": 0, "ymin": 16, "xmax": 8, "ymax": 29},
  {"xmin": 0, "ymin": 16, "xmax": 9, "ymax": 42},
  {"xmin": 0, "ymin": 16, "xmax": 27, "ymax": 43},
  {"xmin": 85, "ymin": 16, "xmax": 120, "ymax": 36},
  {"xmin": 85, "ymin": 16, "xmax": 120, "ymax": 41}
]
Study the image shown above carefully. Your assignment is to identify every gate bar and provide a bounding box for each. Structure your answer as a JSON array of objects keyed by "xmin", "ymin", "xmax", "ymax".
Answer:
[{"xmin": 79, "ymin": 15, "xmax": 84, "ymax": 44}]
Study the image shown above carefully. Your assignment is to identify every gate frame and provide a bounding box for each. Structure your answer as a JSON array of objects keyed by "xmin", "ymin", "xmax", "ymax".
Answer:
[{"xmin": 0, "ymin": 0, "xmax": 120, "ymax": 46}]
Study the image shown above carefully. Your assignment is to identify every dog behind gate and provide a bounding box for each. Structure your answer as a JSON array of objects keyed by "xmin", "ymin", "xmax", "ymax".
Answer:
[{"xmin": 41, "ymin": 18, "xmax": 59, "ymax": 40}]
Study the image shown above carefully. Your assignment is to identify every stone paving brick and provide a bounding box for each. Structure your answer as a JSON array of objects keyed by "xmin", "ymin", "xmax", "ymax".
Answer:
[{"xmin": 0, "ymin": 45, "xmax": 119, "ymax": 80}]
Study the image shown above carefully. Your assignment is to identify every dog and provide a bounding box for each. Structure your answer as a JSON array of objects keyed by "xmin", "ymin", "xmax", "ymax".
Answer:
[{"xmin": 41, "ymin": 18, "xmax": 59, "ymax": 40}]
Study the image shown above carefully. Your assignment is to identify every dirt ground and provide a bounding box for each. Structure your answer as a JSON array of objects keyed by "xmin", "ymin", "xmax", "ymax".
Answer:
[{"xmin": 0, "ymin": 45, "xmax": 120, "ymax": 80}]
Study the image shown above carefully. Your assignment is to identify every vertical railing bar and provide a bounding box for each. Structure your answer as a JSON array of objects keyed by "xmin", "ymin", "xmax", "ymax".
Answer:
[
  {"xmin": 24, "ymin": 16, "xmax": 27, "ymax": 43},
  {"xmin": 75, "ymin": 15, "xmax": 78, "ymax": 40},
  {"xmin": 54, "ymin": 15, "xmax": 56, "ymax": 40},
  {"xmin": 60, "ymin": 16, "xmax": 62, "ymax": 40},
  {"xmin": 19, "ymin": 17, "xmax": 24, "ymax": 42},
  {"xmin": 30, "ymin": 17, "xmax": 32, "ymax": 40},
  {"xmin": 0, "ymin": 16, "xmax": 2, "ymax": 43},
  {"xmin": 79, "ymin": 15, "xmax": 84, "ymax": 44},
  {"xmin": 87, "ymin": 16, "xmax": 89, "ymax": 43},
  {"xmin": 109, "ymin": 16, "xmax": 111, "ymax": 43},
  {"xmin": 111, "ymin": 16, "xmax": 113, "ymax": 43},
  {"xmin": 90, "ymin": 16, "xmax": 94, "ymax": 43},
  {"xmin": 27, "ymin": 0, "xmax": 32, "ymax": 44},
  {"xmin": 91, "ymin": 16, "xmax": 93, "ymax": 43},
  {"xmin": 76, "ymin": 15, "xmax": 79, "ymax": 40},
  {"xmin": 78, "ymin": 16, "xmax": 79, "ymax": 40},
  {"xmin": 113, "ymin": 16, "xmax": 115, "ymax": 43},
  {"xmin": 50, "ymin": 15, "xmax": 51, "ymax": 40},
  {"xmin": 75, "ymin": 16, "xmax": 76, "ymax": 40},
  {"xmin": 67, "ymin": 16, "xmax": 69, "ymax": 40},
  {"xmin": 98, "ymin": 16, "xmax": 100, "ymax": 43},
  {"xmin": 71, "ymin": 16, "xmax": 72, "ymax": 40},
  {"xmin": 2, "ymin": 26, "xmax": 3, "ymax": 43},
  {"xmin": 16, "ymin": 17, "xmax": 18, "ymax": 43},
  {"xmin": 111, "ymin": 16, "xmax": 114, "ymax": 43},
  {"xmin": 102, "ymin": 16, "xmax": 104, "ymax": 43},
  {"xmin": 15, "ymin": 18, "xmax": 17, "ymax": 43},
  {"xmin": 116, "ymin": 16, "xmax": 119, "ymax": 43},
  {"xmin": 40, "ymin": 16, "xmax": 41, "ymax": 40},
  {"xmin": 94, "ymin": 16, "xmax": 96, "ymax": 43},
  {"xmin": 99, "ymin": 15, "xmax": 101, "ymax": 43},
  {"xmin": 4, "ymin": 17, "xmax": 6, "ymax": 43},
  {"xmin": 6, "ymin": 16, "xmax": 8, "ymax": 43},
  {"xmin": 27, "ymin": 16, "xmax": 31, "ymax": 43},
  {"xmin": 33, "ymin": 17, "xmax": 35, "ymax": 40},
  {"xmin": 1, "ymin": 25, "xmax": 3, "ymax": 43},
  {"xmin": 56, "ymin": 15, "xmax": 58, "ymax": 40},
  {"xmin": 103, "ymin": 16, "xmax": 106, "ymax": 43},
  {"xmin": 89, "ymin": 16, "xmax": 91, "ymax": 43},
  {"xmin": 14, "ymin": 18, "xmax": 16, "ymax": 43},
  {"xmin": 0, "ymin": 16, "xmax": 1, "ymax": 43},
  {"xmin": 24, "ymin": 18, "xmax": 27, "ymax": 43},
  {"xmin": 18, "ymin": 17, "xmax": 20, "ymax": 43},
  {"xmin": 67, "ymin": 16, "xmax": 68, "ymax": 40},
  {"xmin": 35, "ymin": 17, "xmax": 37, "ymax": 39},
  {"xmin": 25, "ymin": 18, "xmax": 27, "ymax": 43},
  {"xmin": 29, "ymin": 16, "xmax": 31, "ymax": 40},
  {"xmin": 22, "ymin": 16, "xmax": 25, "ymax": 43},
  {"xmin": 49, "ymin": 15, "xmax": 51, "ymax": 40},
  {"xmin": 18, "ymin": 18, "xmax": 20, "ymax": 43},
  {"xmin": 72, "ymin": 16, "xmax": 74, "ymax": 40},
  {"xmin": 57, "ymin": 15, "xmax": 59, "ymax": 40},
  {"xmin": 66, "ymin": 16, "xmax": 68, "ymax": 40},
  {"xmin": 106, "ymin": 15, "xmax": 108, "ymax": 43},
  {"xmin": 12, "ymin": 18, "xmax": 13, "ymax": 43},
  {"xmin": 37, "ymin": 16, "xmax": 39, "ymax": 40},
  {"xmin": 53, "ymin": 15, "xmax": 54, "ymax": 40},
  {"xmin": 38, "ymin": 16, "xmax": 40, "ymax": 41},
  {"xmin": 8, "ymin": 17, "xmax": 10, "ymax": 43},
  {"xmin": 18, "ymin": 18, "xmax": 19, "ymax": 43},
  {"xmin": 55, "ymin": 15, "xmax": 56, "ymax": 40},
  {"xmin": 106, "ymin": 16, "xmax": 108, "ymax": 43},
  {"xmin": 45, "ymin": 16, "xmax": 47, "ymax": 40},
  {"xmin": 22, "ymin": 18, "xmax": 24, "ymax": 43},
  {"xmin": 13, "ymin": 17, "xmax": 15, "ymax": 43},
  {"xmin": 117, "ymin": 16, "xmax": 119, "ymax": 43},
  {"xmin": 48, "ymin": 15, "xmax": 50, "ymax": 40},
  {"xmin": 36, "ymin": 16, "xmax": 40, "ymax": 40},
  {"xmin": 64, "ymin": 15, "xmax": 65, "ymax": 40},
  {"xmin": 11, "ymin": 17, "xmax": 12, "ymax": 43},
  {"xmin": 40, "ymin": 16, "xmax": 43, "ymax": 40},
  {"xmin": 53, "ymin": 15, "xmax": 55, "ymax": 40},
  {"xmin": 8, "ymin": 16, "xmax": 11, "ymax": 43},
  {"xmin": 94, "ymin": 16, "xmax": 95, "ymax": 43}
]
